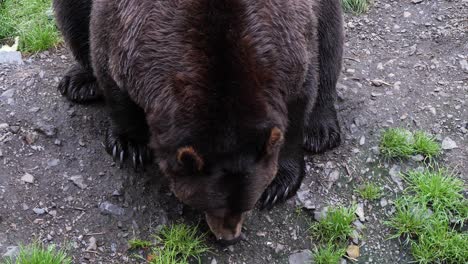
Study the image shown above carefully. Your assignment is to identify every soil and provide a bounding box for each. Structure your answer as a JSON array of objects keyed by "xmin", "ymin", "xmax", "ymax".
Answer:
[{"xmin": 0, "ymin": 0, "xmax": 466, "ymax": 263}]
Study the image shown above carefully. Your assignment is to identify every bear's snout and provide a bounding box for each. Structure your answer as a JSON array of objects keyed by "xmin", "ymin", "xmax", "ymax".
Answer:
[{"xmin": 205, "ymin": 211, "xmax": 245, "ymax": 244}]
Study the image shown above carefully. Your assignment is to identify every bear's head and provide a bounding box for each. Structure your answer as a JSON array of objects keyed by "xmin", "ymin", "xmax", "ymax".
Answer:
[{"xmin": 154, "ymin": 125, "xmax": 284, "ymax": 243}]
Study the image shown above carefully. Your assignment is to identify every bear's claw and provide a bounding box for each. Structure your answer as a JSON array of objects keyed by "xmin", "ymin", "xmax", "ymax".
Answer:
[
  {"xmin": 303, "ymin": 108, "xmax": 341, "ymax": 154},
  {"xmin": 58, "ymin": 64, "xmax": 102, "ymax": 103},
  {"xmin": 105, "ymin": 128, "xmax": 151, "ymax": 171}
]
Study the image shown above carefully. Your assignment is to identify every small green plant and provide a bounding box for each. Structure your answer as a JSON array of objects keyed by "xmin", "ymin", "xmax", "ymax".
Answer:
[
  {"xmin": 341, "ymin": 0, "xmax": 370, "ymax": 14},
  {"xmin": 385, "ymin": 197, "xmax": 432, "ymax": 243},
  {"xmin": 2, "ymin": 243, "xmax": 71, "ymax": 264},
  {"xmin": 386, "ymin": 168, "xmax": 468, "ymax": 263},
  {"xmin": 313, "ymin": 243, "xmax": 346, "ymax": 264},
  {"xmin": 0, "ymin": 0, "xmax": 59, "ymax": 52},
  {"xmin": 309, "ymin": 205, "xmax": 357, "ymax": 243},
  {"xmin": 128, "ymin": 239, "xmax": 153, "ymax": 250},
  {"xmin": 380, "ymin": 128, "xmax": 415, "ymax": 158},
  {"xmin": 149, "ymin": 224, "xmax": 210, "ymax": 264},
  {"xmin": 380, "ymin": 128, "xmax": 441, "ymax": 159},
  {"xmin": 356, "ymin": 182, "xmax": 382, "ymax": 201},
  {"xmin": 412, "ymin": 131, "xmax": 441, "ymax": 158},
  {"xmin": 404, "ymin": 169, "xmax": 465, "ymax": 219}
]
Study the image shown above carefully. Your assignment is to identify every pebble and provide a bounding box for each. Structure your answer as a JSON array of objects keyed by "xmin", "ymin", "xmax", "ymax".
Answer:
[
  {"xmin": 411, "ymin": 0, "xmax": 423, "ymax": 3},
  {"xmin": 403, "ymin": 11, "xmax": 411, "ymax": 18},
  {"xmin": 441, "ymin": 137, "xmax": 457, "ymax": 150},
  {"xmin": 346, "ymin": 245, "xmax": 360, "ymax": 259},
  {"xmin": 0, "ymin": 123, "xmax": 8, "ymax": 130},
  {"xmin": 460, "ymin": 59, "xmax": 468, "ymax": 72},
  {"xmin": 211, "ymin": 258, "xmax": 218, "ymax": 264},
  {"xmin": 314, "ymin": 207, "xmax": 329, "ymax": 221},
  {"xmin": 33, "ymin": 208, "xmax": 46, "ymax": 215},
  {"xmin": 69, "ymin": 175, "xmax": 88, "ymax": 189},
  {"xmin": 411, "ymin": 154, "xmax": 424, "ymax": 162},
  {"xmin": 380, "ymin": 198, "xmax": 388, "ymax": 207},
  {"xmin": 86, "ymin": 237, "xmax": 97, "ymax": 251},
  {"xmin": 0, "ymin": 51, "xmax": 23, "ymax": 64},
  {"xmin": 9, "ymin": 126, "xmax": 20, "ymax": 134},
  {"xmin": 288, "ymin": 249, "xmax": 312, "ymax": 264},
  {"xmin": 353, "ymin": 220, "xmax": 365, "ymax": 231},
  {"xmin": 296, "ymin": 190, "xmax": 316, "ymax": 210},
  {"xmin": 0, "ymin": 89, "xmax": 14, "ymax": 99},
  {"xmin": 2, "ymin": 246, "xmax": 19, "ymax": 259},
  {"xmin": 34, "ymin": 121, "xmax": 57, "ymax": 137},
  {"xmin": 389, "ymin": 165, "xmax": 403, "ymax": 191},
  {"xmin": 99, "ymin": 201, "xmax": 125, "ymax": 216},
  {"xmin": 21, "ymin": 173, "xmax": 35, "ymax": 184},
  {"xmin": 327, "ymin": 170, "xmax": 340, "ymax": 189},
  {"xmin": 359, "ymin": 136, "xmax": 366, "ymax": 146},
  {"xmin": 355, "ymin": 203, "xmax": 365, "ymax": 222}
]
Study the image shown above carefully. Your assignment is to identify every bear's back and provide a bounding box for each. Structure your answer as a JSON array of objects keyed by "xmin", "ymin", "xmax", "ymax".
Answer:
[{"xmin": 91, "ymin": 0, "xmax": 317, "ymax": 122}]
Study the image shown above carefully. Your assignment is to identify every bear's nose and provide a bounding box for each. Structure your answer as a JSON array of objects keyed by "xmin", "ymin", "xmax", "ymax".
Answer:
[{"xmin": 217, "ymin": 235, "xmax": 243, "ymax": 246}]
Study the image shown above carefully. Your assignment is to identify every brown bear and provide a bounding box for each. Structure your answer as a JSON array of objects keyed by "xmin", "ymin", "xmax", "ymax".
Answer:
[{"xmin": 53, "ymin": 0, "xmax": 343, "ymax": 243}]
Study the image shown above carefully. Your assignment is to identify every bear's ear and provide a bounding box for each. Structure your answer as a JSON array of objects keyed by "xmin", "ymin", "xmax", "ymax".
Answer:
[
  {"xmin": 266, "ymin": 127, "xmax": 284, "ymax": 154},
  {"xmin": 177, "ymin": 146, "xmax": 204, "ymax": 172}
]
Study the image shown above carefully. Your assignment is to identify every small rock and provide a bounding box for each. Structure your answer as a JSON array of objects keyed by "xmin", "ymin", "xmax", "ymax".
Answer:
[
  {"xmin": 460, "ymin": 59, "xmax": 468, "ymax": 73},
  {"xmin": 29, "ymin": 107, "xmax": 41, "ymax": 113},
  {"xmin": 441, "ymin": 137, "xmax": 457, "ymax": 150},
  {"xmin": 403, "ymin": 11, "xmax": 411, "ymax": 18},
  {"xmin": 86, "ymin": 237, "xmax": 97, "ymax": 251},
  {"xmin": 380, "ymin": 198, "xmax": 388, "ymax": 207},
  {"xmin": 99, "ymin": 201, "xmax": 125, "ymax": 216},
  {"xmin": 21, "ymin": 173, "xmax": 35, "ymax": 184},
  {"xmin": 9, "ymin": 126, "xmax": 20, "ymax": 134},
  {"xmin": 353, "ymin": 220, "xmax": 365, "ymax": 231},
  {"xmin": 211, "ymin": 258, "xmax": 218, "ymax": 264},
  {"xmin": 327, "ymin": 170, "xmax": 340, "ymax": 189},
  {"xmin": 24, "ymin": 132, "xmax": 38, "ymax": 145},
  {"xmin": 47, "ymin": 159, "xmax": 60, "ymax": 168},
  {"xmin": 289, "ymin": 249, "xmax": 312, "ymax": 264},
  {"xmin": 411, "ymin": 155, "xmax": 424, "ymax": 162},
  {"xmin": 296, "ymin": 190, "xmax": 316, "ymax": 210},
  {"xmin": 411, "ymin": 0, "xmax": 423, "ymax": 3},
  {"xmin": 2, "ymin": 246, "xmax": 20, "ymax": 259},
  {"xmin": 0, "ymin": 123, "xmax": 8, "ymax": 130},
  {"xmin": 314, "ymin": 207, "xmax": 329, "ymax": 221},
  {"xmin": 48, "ymin": 210, "xmax": 57, "ymax": 217},
  {"xmin": 34, "ymin": 122, "xmax": 57, "ymax": 137},
  {"xmin": 0, "ymin": 89, "xmax": 14, "ymax": 99},
  {"xmin": 389, "ymin": 165, "xmax": 403, "ymax": 191},
  {"xmin": 359, "ymin": 136, "xmax": 365, "ymax": 146},
  {"xmin": 355, "ymin": 203, "xmax": 365, "ymax": 222},
  {"xmin": 33, "ymin": 208, "xmax": 46, "ymax": 215},
  {"xmin": 54, "ymin": 139, "xmax": 62, "ymax": 146},
  {"xmin": 346, "ymin": 245, "xmax": 360, "ymax": 259},
  {"xmin": 0, "ymin": 51, "xmax": 23, "ymax": 64},
  {"xmin": 371, "ymin": 92, "xmax": 383, "ymax": 98},
  {"xmin": 370, "ymin": 79, "xmax": 385, "ymax": 87},
  {"xmin": 69, "ymin": 175, "xmax": 88, "ymax": 189}
]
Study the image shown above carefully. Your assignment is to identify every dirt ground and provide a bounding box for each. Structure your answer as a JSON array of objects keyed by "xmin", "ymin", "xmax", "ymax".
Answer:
[{"xmin": 0, "ymin": 0, "xmax": 467, "ymax": 263}]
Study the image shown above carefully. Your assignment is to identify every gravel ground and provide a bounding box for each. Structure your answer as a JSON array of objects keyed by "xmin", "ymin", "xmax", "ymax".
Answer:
[{"xmin": 0, "ymin": 0, "xmax": 466, "ymax": 263}]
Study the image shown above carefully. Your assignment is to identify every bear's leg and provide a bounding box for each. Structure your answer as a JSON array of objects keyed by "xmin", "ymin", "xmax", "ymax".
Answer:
[
  {"xmin": 303, "ymin": 1, "xmax": 344, "ymax": 153},
  {"xmin": 260, "ymin": 99, "xmax": 306, "ymax": 209},
  {"xmin": 53, "ymin": 0, "xmax": 102, "ymax": 103},
  {"xmin": 102, "ymin": 83, "xmax": 151, "ymax": 170}
]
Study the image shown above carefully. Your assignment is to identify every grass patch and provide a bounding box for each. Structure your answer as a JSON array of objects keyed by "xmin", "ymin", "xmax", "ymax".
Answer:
[
  {"xmin": 309, "ymin": 205, "xmax": 357, "ymax": 243},
  {"xmin": 2, "ymin": 243, "xmax": 71, "ymax": 264},
  {"xmin": 130, "ymin": 224, "xmax": 209, "ymax": 264},
  {"xmin": 380, "ymin": 128, "xmax": 441, "ymax": 159},
  {"xmin": 0, "ymin": 0, "xmax": 59, "ymax": 52},
  {"xmin": 313, "ymin": 243, "xmax": 346, "ymax": 264},
  {"xmin": 356, "ymin": 182, "xmax": 382, "ymax": 201},
  {"xmin": 128, "ymin": 239, "xmax": 153, "ymax": 250},
  {"xmin": 341, "ymin": 0, "xmax": 370, "ymax": 14},
  {"xmin": 386, "ymin": 168, "xmax": 468, "ymax": 263}
]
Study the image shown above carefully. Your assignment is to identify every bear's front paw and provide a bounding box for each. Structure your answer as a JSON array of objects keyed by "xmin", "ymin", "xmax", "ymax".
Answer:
[
  {"xmin": 104, "ymin": 128, "xmax": 152, "ymax": 171},
  {"xmin": 58, "ymin": 64, "xmax": 102, "ymax": 103},
  {"xmin": 304, "ymin": 109, "xmax": 341, "ymax": 154},
  {"xmin": 259, "ymin": 158, "xmax": 304, "ymax": 210}
]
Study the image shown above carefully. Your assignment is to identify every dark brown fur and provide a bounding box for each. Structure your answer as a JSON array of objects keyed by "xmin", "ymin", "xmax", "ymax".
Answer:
[{"xmin": 53, "ymin": 0, "xmax": 343, "ymax": 242}]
